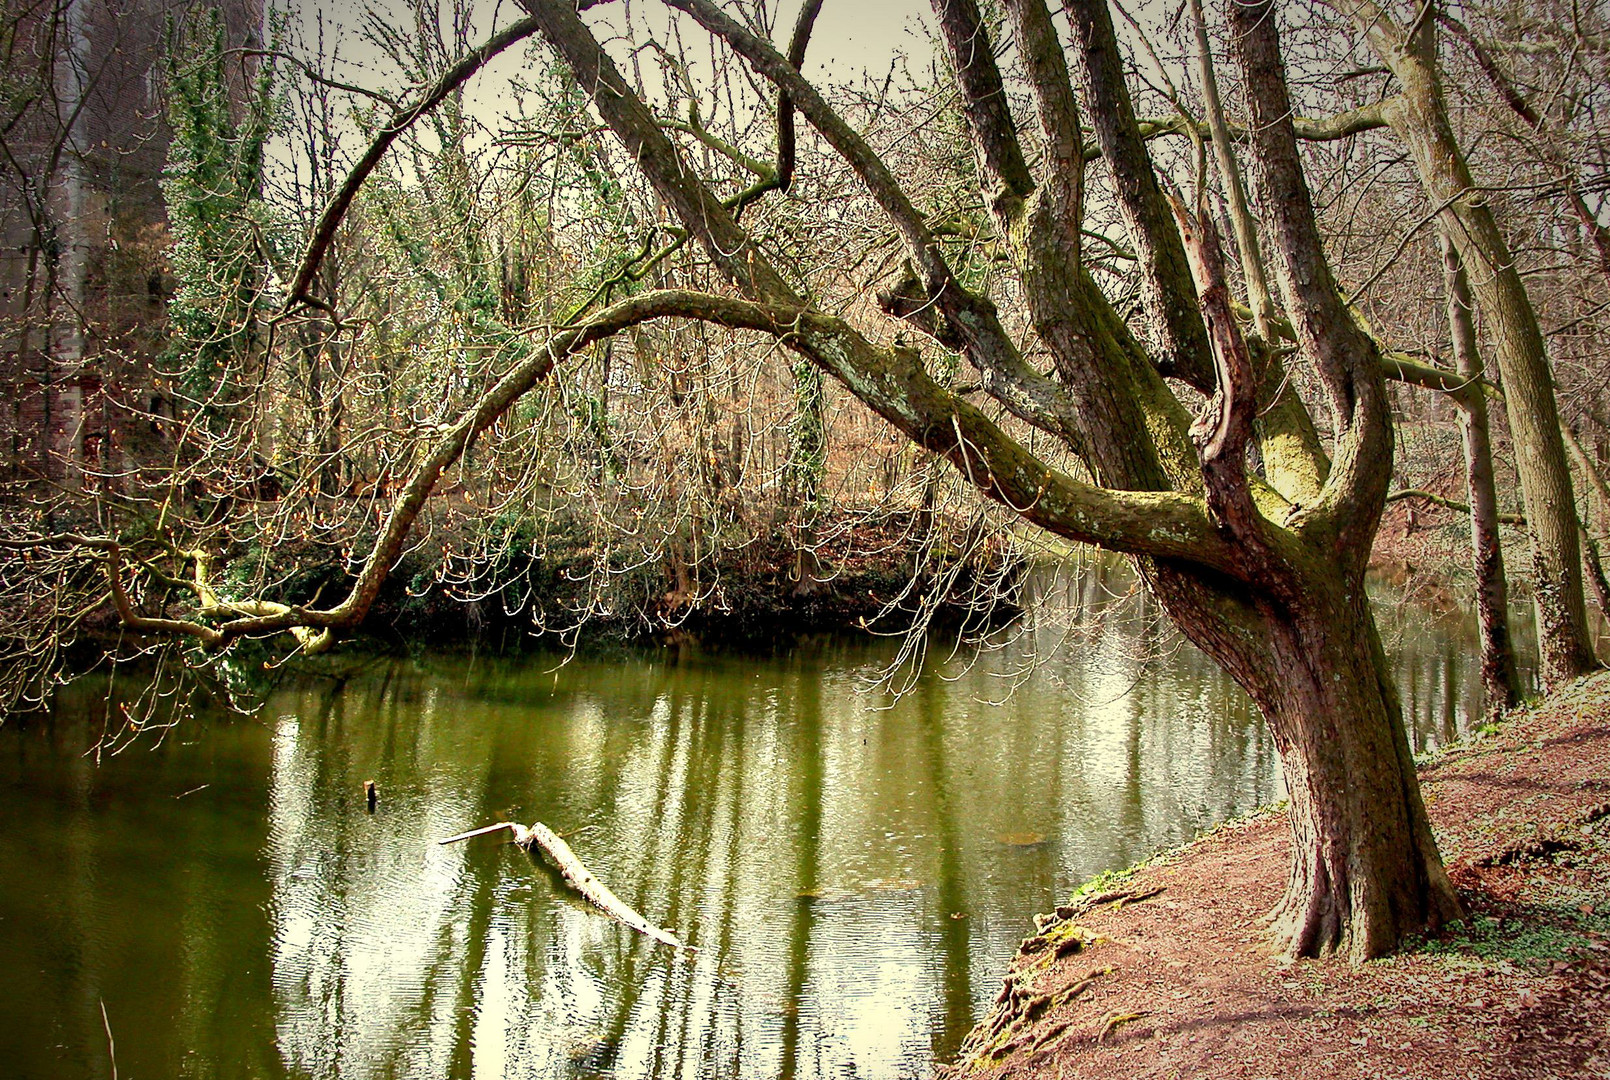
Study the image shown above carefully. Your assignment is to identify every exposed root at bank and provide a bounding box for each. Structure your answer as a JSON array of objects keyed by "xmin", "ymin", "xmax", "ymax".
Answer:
[
  {"xmin": 1096, "ymin": 1011, "xmax": 1148, "ymax": 1043},
  {"xmin": 440, "ymin": 821, "xmax": 693, "ymax": 950}
]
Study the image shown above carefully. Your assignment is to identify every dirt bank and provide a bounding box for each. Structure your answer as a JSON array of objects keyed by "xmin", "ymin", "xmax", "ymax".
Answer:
[{"xmin": 943, "ymin": 674, "xmax": 1610, "ymax": 1079}]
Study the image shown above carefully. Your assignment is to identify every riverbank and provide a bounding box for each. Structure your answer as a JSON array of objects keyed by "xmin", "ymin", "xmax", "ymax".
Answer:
[
  {"xmin": 943, "ymin": 674, "xmax": 1610, "ymax": 1079},
  {"xmin": 266, "ymin": 511, "xmax": 1020, "ymax": 648}
]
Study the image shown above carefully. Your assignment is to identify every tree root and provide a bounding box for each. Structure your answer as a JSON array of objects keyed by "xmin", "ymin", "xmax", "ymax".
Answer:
[
  {"xmin": 1478, "ymin": 831, "xmax": 1582, "ymax": 867},
  {"xmin": 1020, "ymin": 921, "xmax": 1101, "ymax": 961},
  {"xmin": 955, "ymin": 965, "xmax": 1112, "ymax": 1065},
  {"xmin": 1263, "ymin": 860, "xmax": 1345, "ymax": 959},
  {"xmin": 1029, "ymin": 1019, "xmax": 1072, "ymax": 1052},
  {"xmin": 1097, "ymin": 1010, "xmax": 1149, "ymax": 1043},
  {"xmin": 1035, "ymin": 886, "xmax": 1165, "ymax": 934}
]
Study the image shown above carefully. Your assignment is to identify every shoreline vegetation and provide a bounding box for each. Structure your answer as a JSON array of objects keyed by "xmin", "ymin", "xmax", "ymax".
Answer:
[
  {"xmin": 56, "ymin": 508, "xmax": 1025, "ymax": 666},
  {"xmin": 941, "ymin": 673, "xmax": 1610, "ymax": 1079}
]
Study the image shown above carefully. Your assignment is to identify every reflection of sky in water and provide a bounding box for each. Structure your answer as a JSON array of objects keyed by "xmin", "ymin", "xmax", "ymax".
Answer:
[{"xmin": 0, "ymin": 562, "xmax": 1536, "ymax": 1079}]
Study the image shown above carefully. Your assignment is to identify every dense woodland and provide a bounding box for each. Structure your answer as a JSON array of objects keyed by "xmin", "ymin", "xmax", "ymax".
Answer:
[{"xmin": 3, "ymin": 0, "xmax": 1610, "ymax": 967}]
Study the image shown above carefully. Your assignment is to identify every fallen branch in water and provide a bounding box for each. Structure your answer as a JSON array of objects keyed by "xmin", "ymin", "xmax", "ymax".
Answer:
[{"xmin": 439, "ymin": 821, "xmax": 693, "ymax": 950}]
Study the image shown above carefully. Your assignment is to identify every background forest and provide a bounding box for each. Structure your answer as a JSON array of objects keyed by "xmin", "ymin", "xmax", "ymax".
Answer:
[{"xmin": 5, "ymin": 0, "xmax": 1605, "ymax": 699}]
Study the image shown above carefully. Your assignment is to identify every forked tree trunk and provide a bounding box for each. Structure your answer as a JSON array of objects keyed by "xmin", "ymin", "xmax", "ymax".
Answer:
[{"xmin": 1205, "ymin": 0, "xmax": 1462, "ymax": 959}]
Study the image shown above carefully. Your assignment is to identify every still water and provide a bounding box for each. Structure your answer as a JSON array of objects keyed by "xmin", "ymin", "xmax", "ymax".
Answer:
[{"xmin": 0, "ymin": 563, "xmax": 1535, "ymax": 1079}]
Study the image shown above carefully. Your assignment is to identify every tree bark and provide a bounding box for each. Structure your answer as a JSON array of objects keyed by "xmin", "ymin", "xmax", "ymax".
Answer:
[
  {"xmin": 1441, "ymin": 230, "xmax": 1522, "ymax": 718},
  {"xmin": 1164, "ymin": 569, "xmax": 1461, "ymax": 958},
  {"xmin": 1581, "ymin": 527, "xmax": 1610, "ymax": 626}
]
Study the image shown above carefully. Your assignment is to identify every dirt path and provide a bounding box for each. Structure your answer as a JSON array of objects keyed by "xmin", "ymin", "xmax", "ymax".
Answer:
[{"xmin": 942, "ymin": 674, "xmax": 1610, "ymax": 1079}]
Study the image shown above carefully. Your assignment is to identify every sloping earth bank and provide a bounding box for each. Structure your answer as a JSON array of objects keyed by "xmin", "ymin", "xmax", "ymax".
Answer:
[{"xmin": 942, "ymin": 674, "xmax": 1610, "ymax": 1080}]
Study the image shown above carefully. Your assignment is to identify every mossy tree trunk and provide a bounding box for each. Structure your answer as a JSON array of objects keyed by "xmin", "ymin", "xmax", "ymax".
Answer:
[{"xmin": 1346, "ymin": 0, "xmax": 1600, "ymax": 689}]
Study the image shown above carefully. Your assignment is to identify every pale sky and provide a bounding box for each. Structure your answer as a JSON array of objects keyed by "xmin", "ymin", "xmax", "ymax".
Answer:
[
  {"xmin": 289, "ymin": 0, "xmax": 939, "ymax": 96},
  {"xmin": 794, "ymin": 0, "xmax": 934, "ymax": 79}
]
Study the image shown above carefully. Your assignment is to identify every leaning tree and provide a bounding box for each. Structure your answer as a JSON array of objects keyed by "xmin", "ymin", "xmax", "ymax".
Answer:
[{"xmin": 0, "ymin": 0, "xmax": 1476, "ymax": 959}]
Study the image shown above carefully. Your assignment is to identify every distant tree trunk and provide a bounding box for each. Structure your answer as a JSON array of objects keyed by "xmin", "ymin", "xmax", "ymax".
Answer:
[
  {"xmin": 1580, "ymin": 526, "xmax": 1610, "ymax": 627},
  {"xmin": 1440, "ymin": 230, "xmax": 1521, "ymax": 718},
  {"xmin": 304, "ymin": 333, "xmax": 342, "ymax": 497},
  {"xmin": 1564, "ymin": 424, "xmax": 1610, "ymax": 648},
  {"xmin": 786, "ymin": 358, "xmax": 827, "ymax": 594},
  {"xmin": 1354, "ymin": 4, "xmax": 1599, "ymax": 688}
]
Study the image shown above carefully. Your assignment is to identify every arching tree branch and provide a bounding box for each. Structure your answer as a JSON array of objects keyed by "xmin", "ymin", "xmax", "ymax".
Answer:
[{"xmin": 285, "ymin": 15, "xmax": 543, "ymax": 308}]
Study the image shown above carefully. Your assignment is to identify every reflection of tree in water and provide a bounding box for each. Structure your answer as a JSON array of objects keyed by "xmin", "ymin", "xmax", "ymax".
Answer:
[
  {"xmin": 265, "ymin": 668, "xmax": 509, "ymax": 1078},
  {"xmin": 242, "ymin": 593, "xmax": 1518, "ymax": 1079},
  {"xmin": 778, "ymin": 658, "xmax": 823, "ymax": 1080},
  {"xmin": 528, "ymin": 659, "xmax": 791, "ymax": 1079},
  {"xmin": 645, "ymin": 692, "xmax": 731, "ymax": 1078},
  {"xmin": 914, "ymin": 675, "xmax": 973, "ymax": 1063}
]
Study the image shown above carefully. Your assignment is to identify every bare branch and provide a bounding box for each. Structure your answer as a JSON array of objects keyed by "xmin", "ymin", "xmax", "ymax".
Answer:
[
  {"xmin": 1388, "ymin": 489, "xmax": 1526, "ymax": 527},
  {"xmin": 1123, "ymin": 100, "xmax": 1395, "ymax": 157},
  {"xmin": 286, "ymin": 15, "xmax": 543, "ymax": 307},
  {"xmin": 1062, "ymin": 0, "xmax": 1214, "ymax": 392},
  {"xmin": 776, "ymin": 0, "xmax": 823, "ymax": 191}
]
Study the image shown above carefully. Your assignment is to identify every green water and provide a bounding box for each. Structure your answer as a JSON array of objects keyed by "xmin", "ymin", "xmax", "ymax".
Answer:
[{"xmin": 0, "ymin": 564, "xmax": 1534, "ymax": 1079}]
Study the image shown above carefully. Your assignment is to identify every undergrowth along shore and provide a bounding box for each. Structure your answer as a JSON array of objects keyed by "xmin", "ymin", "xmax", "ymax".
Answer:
[{"xmin": 71, "ymin": 511, "xmax": 1023, "ymax": 659}]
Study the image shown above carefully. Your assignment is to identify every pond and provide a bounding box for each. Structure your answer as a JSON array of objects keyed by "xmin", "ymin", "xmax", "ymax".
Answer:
[{"xmin": 0, "ymin": 561, "xmax": 1537, "ymax": 1079}]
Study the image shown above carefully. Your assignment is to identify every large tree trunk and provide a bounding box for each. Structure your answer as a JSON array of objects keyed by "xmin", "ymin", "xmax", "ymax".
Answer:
[
  {"xmin": 1259, "ymin": 601, "xmax": 1460, "ymax": 959},
  {"xmin": 1362, "ymin": 14, "xmax": 1599, "ymax": 688},
  {"xmin": 1156, "ymin": 562, "xmax": 1461, "ymax": 961}
]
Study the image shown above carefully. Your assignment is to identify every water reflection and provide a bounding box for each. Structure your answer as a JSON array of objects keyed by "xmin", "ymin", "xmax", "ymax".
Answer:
[{"xmin": 0, "ymin": 562, "xmax": 1535, "ymax": 1079}]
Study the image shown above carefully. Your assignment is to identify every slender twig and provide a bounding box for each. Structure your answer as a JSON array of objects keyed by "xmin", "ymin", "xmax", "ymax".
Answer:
[{"xmin": 100, "ymin": 1000, "xmax": 117, "ymax": 1080}]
